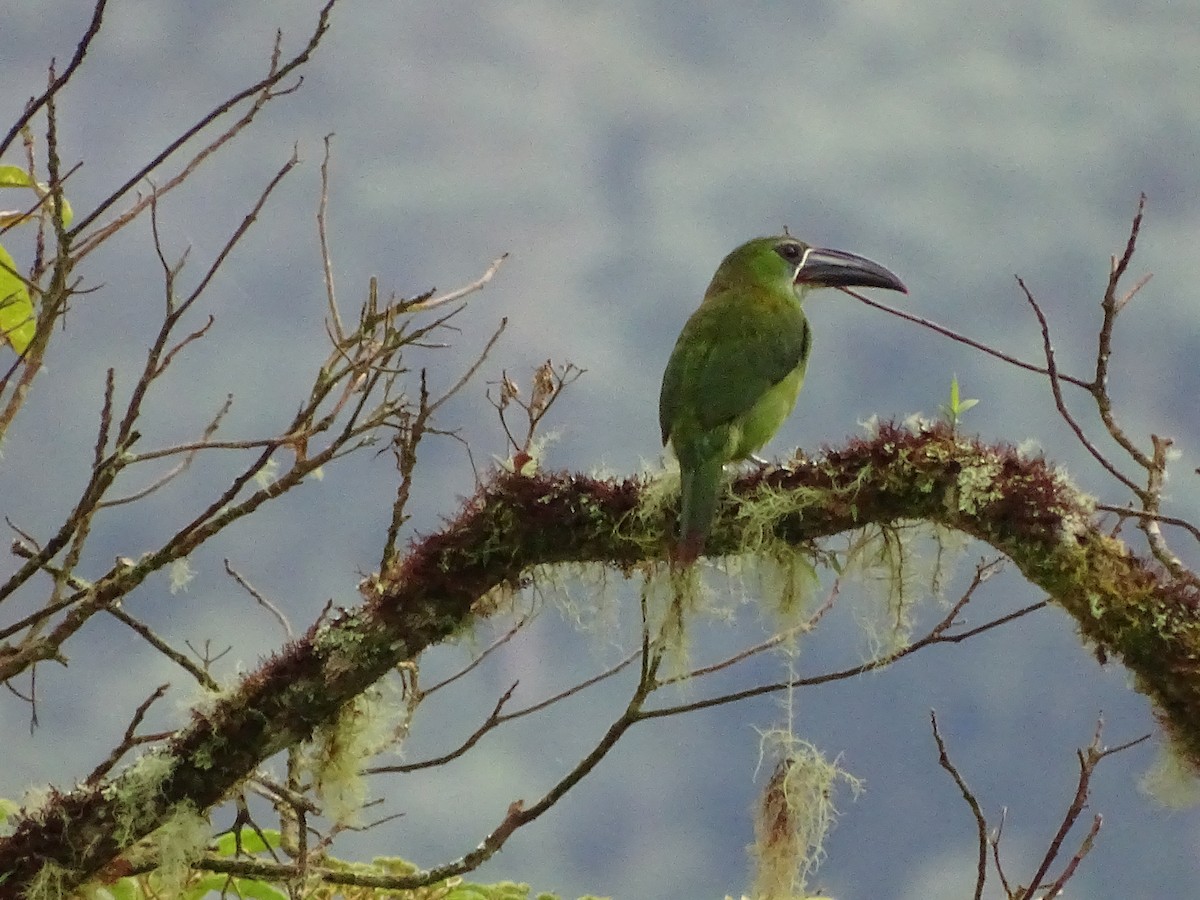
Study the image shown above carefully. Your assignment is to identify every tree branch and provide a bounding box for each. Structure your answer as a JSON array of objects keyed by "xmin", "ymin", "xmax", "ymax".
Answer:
[{"xmin": 1, "ymin": 422, "xmax": 1196, "ymax": 895}]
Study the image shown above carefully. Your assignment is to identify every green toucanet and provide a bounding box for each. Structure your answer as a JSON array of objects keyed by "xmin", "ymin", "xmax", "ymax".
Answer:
[{"xmin": 658, "ymin": 235, "xmax": 906, "ymax": 563}]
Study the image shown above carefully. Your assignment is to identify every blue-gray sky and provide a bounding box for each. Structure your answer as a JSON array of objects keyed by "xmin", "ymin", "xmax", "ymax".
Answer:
[{"xmin": 3, "ymin": 3, "xmax": 1199, "ymax": 898}]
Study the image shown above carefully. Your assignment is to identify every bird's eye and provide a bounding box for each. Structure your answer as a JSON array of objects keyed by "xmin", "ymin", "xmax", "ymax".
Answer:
[{"xmin": 775, "ymin": 242, "xmax": 804, "ymax": 262}]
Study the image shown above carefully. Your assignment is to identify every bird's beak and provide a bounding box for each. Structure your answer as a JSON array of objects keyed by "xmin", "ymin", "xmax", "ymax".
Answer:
[{"xmin": 794, "ymin": 247, "xmax": 908, "ymax": 293}]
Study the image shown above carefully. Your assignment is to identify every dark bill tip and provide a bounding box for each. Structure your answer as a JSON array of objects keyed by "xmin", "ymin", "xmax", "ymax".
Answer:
[{"xmin": 795, "ymin": 247, "xmax": 907, "ymax": 293}]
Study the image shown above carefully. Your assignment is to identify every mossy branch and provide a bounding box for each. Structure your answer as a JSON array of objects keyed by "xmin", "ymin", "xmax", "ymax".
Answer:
[{"xmin": 1, "ymin": 421, "xmax": 1196, "ymax": 896}]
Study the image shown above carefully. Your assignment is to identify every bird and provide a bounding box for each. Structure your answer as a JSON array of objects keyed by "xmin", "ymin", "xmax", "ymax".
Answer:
[{"xmin": 658, "ymin": 234, "xmax": 907, "ymax": 565}]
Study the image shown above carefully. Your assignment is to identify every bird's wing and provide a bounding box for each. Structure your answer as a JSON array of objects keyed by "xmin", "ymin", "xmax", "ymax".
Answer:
[{"xmin": 660, "ymin": 291, "xmax": 809, "ymax": 442}]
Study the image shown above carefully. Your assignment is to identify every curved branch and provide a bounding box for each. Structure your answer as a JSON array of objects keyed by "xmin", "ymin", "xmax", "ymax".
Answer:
[{"xmin": 1, "ymin": 422, "xmax": 1196, "ymax": 895}]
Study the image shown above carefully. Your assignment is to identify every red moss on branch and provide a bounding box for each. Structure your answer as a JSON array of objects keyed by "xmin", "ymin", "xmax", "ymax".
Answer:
[{"xmin": 1, "ymin": 422, "xmax": 1197, "ymax": 896}]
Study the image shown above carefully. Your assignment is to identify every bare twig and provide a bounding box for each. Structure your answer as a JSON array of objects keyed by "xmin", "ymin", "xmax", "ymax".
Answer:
[
  {"xmin": 372, "ymin": 643, "xmax": 643, "ymax": 775},
  {"xmin": 69, "ymin": 0, "xmax": 338, "ymax": 245},
  {"xmin": 428, "ymin": 317, "xmax": 508, "ymax": 416},
  {"xmin": 1095, "ymin": 504, "xmax": 1200, "ymax": 547},
  {"xmin": 931, "ymin": 711, "xmax": 988, "ymax": 900},
  {"xmin": 0, "ymin": 151, "xmax": 316, "ymax": 648},
  {"xmin": 84, "ymin": 684, "xmax": 170, "ymax": 784},
  {"xmin": 384, "ymin": 664, "xmax": 658, "ymax": 889},
  {"xmin": 495, "ymin": 647, "xmax": 642, "ymax": 723},
  {"xmin": 101, "ymin": 394, "xmax": 234, "ymax": 507},
  {"xmin": 152, "ymin": 315, "xmax": 216, "ymax": 378},
  {"xmin": 659, "ymin": 588, "xmax": 838, "ymax": 687},
  {"xmin": 1017, "ymin": 721, "xmax": 1149, "ymax": 900},
  {"xmin": 183, "ymin": 150, "xmax": 299, "ymax": 317},
  {"xmin": 935, "ymin": 599, "xmax": 1047, "ymax": 643},
  {"xmin": 420, "ymin": 613, "xmax": 534, "ymax": 697},
  {"xmin": 112, "ymin": 151, "xmax": 299, "ymax": 462},
  {"xmin": 0, "ymin": 0, "xmax": 108, "ymax": 159},
  {"xmin": 839, "ymin": 287, "xmax": 1092, "ymax": 390},
  {"xmin": 225, "ymin": 560, "xmax": 294, "ymax": 639},
  {"xmin": 317, "ymin": 133, "xmax": 343, "ymax": 341},
  {"xmin": 1037, "ymin": 816, "xmax": 1103, "ymax": 900},
  {"xmin": 1017, "ymin": 277, "xmax": 1143, "ymax": 495},
  {"xmin": 0, "ymin": 581, "xmax": 77, "ymax": 642},
  {"xmin": 377, "ymin": 307, "xmax": 508, "ymax": 569},
  {"xmin": 214, "ymin": 795, "xmax": 284, "ymax": 865},
  {"xmin": 989, "ymin": 810, "xmax": 1014, "ymax": 897},
  {"xmin": 205, "ymin": 644, "xmax": 658, "ymax": 892},
  {"xmin": 0, "ymin": 373, "xmax": 131, "ymax": 609},
  {"xmin": 408, "ymin": 253, "xmax": 508, "ymax": 313},
  {"xmin": 845, "ymin": 198, "xmax": 1199, "ymax": 585},
  {"xmin": 1140, "ymin": 435, "xmax": 1195, "ymax": 584},
  {"xmin": 643, "ymin": 559, "xmax": 1036, "ymax": 719},
  {"xmin": 486, "ymin": 359, "xmax": 584, "ymax": 473},
  {"xmin": 106, "ymin": 605, "xmax": 220, "ymax": 691},
  {"xmin": 1094, "ymin": 195, "xmax": 1147, "ymax": 429},
  {"xmin": 369, "ymin": 683, "xmax": 519, "ymax": 773}
]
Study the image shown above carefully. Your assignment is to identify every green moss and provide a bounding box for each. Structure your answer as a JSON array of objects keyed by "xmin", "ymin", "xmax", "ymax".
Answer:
[
  {"xmin": 841, "ymin": 524, "xmax": 948, "ymax": 654},
  {"xmin": 110, "ymin": 752, "xmax": 173, "ymax": 845},
  {"xmin": 306, "ymin": 688, "xmax": 392, "ymax": 826},
  {"xmin": 27, "ymin": 862, "xmax": 70, "ymax": 900},
  {"xmin": 621, "ymin": 467, "xmax": 678, "ymax": 559},
  {"xmin": 750, "ymin": 730, "xmax": 863, "ymax": 900},
  {"xmin": 743, "ymin": 546, "xmax": 820, "ymax": 626},
  {"xmin": 151, "ymin": 802, "xmax": 210, "ymax": 896},
  {"xmin": 538, "ymin": 562, "xmax": 623, "ymax": 642},
  {"xmin": 1142, "ymin": 747, "xmax": 1200, "ymax": 809}
]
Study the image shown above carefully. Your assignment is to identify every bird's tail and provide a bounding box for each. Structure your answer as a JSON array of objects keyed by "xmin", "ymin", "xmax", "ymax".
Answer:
[{"xmin": 673, "ymin": 456, "xmax": 724, "ymax": 566}]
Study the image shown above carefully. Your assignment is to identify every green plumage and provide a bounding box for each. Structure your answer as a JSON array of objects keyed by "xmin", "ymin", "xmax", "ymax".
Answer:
[{"xmin": 659, "ymin": 235, "xmax": 905, "ymax": 563}]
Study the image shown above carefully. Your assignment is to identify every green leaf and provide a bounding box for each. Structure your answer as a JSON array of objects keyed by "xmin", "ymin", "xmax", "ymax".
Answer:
[
  {"xmin": 212, "ymin": 827, "xmax": 282, "ymax": 856},
  {"xmin": 0, "ymin": 243, "xmax": 34, "ymax": 355},
  {"xmin": 0, "ymin": 796, "xmax": 21, "ymax": 825},
  {"xmin": 0, "ymin": 164, "xmax": 73, "ymax": 227},
  {"xmin": 56, "ymin": 194, "xmax": 74, "ymax": 228},
  {"xmin": 939, "ymin": 374, "xmax": 979, "ymax": 428},
  {"xmin": 102, "ymin": 879, "xmax": 141, "ymax": 900},
  {"xmin": 186, "ymin": 874, "xmax": 288, "ymax": 900},
  {"xmin": 446, "ymin": 882, "xmax": 536, "ymax": 900},
  {"xmin": 0, "ymin": 165, "xmax": 34, "ymax": 188}
]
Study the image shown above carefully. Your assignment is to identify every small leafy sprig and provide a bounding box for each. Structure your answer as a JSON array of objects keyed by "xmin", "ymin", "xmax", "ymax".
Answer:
[{"xmin": 939, "ymin": 374, "xmax": 979, "ymax": 430}]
